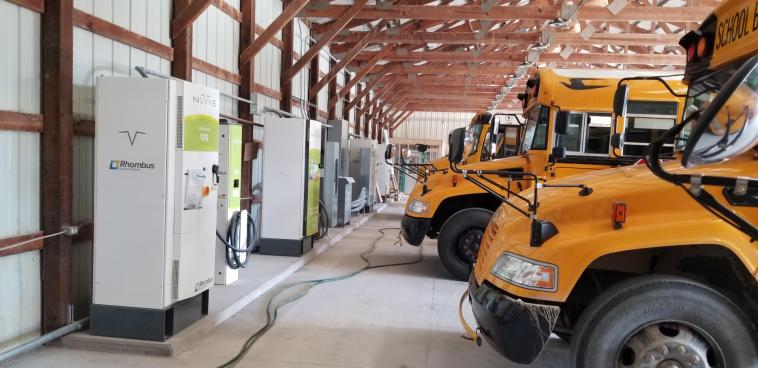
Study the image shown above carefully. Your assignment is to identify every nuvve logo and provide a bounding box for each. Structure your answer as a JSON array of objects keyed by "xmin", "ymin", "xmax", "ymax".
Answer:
[
  {"xmin": 193, "ymin": 93, "xmax": 218, "ymax": 108},
  {"xmin": 109, "ymin": 160, "xmax": 156, "ymax": 171}
]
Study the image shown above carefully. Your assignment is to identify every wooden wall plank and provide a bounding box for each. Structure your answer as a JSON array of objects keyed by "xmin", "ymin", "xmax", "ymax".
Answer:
[
  {"xmin": 0, "ymin": 110, "xmax": 43, "ymax": 132},
  {"xmin": 0, "ymin": 232, "xmax": 44, "ymax": 258},
  {"xmin": 72, "ymin": 9, "xmax": 174, "ymax": 61}
]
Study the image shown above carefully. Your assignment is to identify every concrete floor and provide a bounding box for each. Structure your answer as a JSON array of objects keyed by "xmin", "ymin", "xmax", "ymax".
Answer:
[{"xmin": 7, "ymin": 203, "xmax": 569, "ymax": 368}]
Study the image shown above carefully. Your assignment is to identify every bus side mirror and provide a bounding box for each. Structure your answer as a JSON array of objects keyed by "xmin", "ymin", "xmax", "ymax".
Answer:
[
  {"xmin": 385, "ymin": 144, "xmax": 394, "ymax": 160},
  {"xmin": 613, "ymin": 85, "xmax": 629, "ymax": 117},
  {"xmin": 555, "ymin": 111, "xmax": 570, "ymax": 134},
  {"xmin": 610, "ymin": 133, "xmax": 624, "ymax": 150},
  {"xmin": 449, "ymin": 127, "xmax": 466, "ymax": 164},
  {"xmin": 551, "ymin": 146, "xmax": 566, "ymax": 160}
]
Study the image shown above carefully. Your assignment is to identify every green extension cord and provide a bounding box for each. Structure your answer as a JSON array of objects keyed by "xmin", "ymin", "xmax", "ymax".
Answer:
[{"xmin": 216, "ymin": 227, "xmax": 423, "ymax": 368}]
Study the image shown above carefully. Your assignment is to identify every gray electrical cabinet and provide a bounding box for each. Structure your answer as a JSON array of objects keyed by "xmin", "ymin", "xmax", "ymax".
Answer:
[
  {"xmin": 337, "ymin": 176, "xmax": 354, "ymax": 226},
  {"xmin": 326, "ymin": 119, "xmax": 349, "ymax": 177},
  {"xmin": 322, "ymin": 142, "xmax": 339, "ymax": 227},
  {"xmin": 349, "ymin": 139, "xmax": 376, "ymax": 213}
]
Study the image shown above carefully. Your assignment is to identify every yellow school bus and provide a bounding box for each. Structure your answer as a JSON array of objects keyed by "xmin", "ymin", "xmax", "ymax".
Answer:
[
  {"xmin": 462, "ymin": 0, "xmax": 758, "ymax": 366},
  {"xmin": 401, "ymin": 68, "xmax": 686, "ymax": 281}
]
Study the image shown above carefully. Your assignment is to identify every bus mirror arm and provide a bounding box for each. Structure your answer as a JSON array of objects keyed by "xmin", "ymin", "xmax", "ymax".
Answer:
[{"xmin": 646, "ymin": 119, "xmax": 758, "ymax": 240}]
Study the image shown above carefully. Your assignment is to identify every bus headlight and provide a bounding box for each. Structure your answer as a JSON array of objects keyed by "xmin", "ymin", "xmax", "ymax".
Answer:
[
  {"xmin": 491, "ymin": 253, "xmax": 557, "ymax": 291},
  {"xmin": 408, "ymin": 199, "xmax": 429, "ymax": 214}
]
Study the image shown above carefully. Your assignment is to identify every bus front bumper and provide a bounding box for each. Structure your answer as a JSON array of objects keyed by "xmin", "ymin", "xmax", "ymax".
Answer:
[
  {"xmin": 400, "ymin": 215, "xmax": 430, "ymax": 246},
  {"xmin": 469, "ymin": 274, "xmax": 558, "ymax": 365}
]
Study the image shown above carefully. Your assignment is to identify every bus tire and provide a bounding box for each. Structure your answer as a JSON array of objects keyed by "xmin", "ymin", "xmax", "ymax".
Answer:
[
  {"xmin": 570, "ymin": 275, "xmax": 758, "ymax": 368},
  {"xmin": 437, "ymin": 208, "xmax": 493, "ymax": 281}
]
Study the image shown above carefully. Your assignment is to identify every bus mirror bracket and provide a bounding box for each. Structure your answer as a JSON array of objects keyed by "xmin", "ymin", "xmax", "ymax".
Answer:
[
  {"xmin": 613, "ymin": 84, "xmax": 629, "ymax": 117},
  {"xmin": 551, "ymin": 146, "xmax": 566, "ymax": 161},
  {"xmin": 610, "ymin": 133, "xmax": 624, "ymax": 150},
  {"xmin": 555, "ymin": 111, "xmax": 570, "ymax": 134}
]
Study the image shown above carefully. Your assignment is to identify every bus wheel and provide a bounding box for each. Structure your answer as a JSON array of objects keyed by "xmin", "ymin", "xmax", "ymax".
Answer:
[
  {"xmin": 571, "ymin": 275, "xmax": 757, "ymax": 368},
  {"xmin": 437, "ymin": 208, "xmax": 492, "ymax": 281}
]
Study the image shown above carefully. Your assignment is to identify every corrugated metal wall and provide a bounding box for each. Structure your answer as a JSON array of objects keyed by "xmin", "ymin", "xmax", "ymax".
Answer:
[
  {"xmin": 393, "ymin": 111, "xmax": 476, "ymax": 145},
  {"xmin": 0, "ymin": 0, "xmax": 42, "ymax": 351}
]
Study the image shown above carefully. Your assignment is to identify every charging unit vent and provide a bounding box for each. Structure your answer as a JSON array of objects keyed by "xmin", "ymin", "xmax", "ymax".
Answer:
[
  {"xmin": 171, "ymin": 260, "xmax": 180, "ymax": 300},
  {"xmin": 176, "ymin": 95, "xmax": 184, "ymax": 149}
]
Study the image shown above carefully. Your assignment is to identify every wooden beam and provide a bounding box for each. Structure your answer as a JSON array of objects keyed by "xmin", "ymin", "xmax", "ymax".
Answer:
[
  {"xmin": 0, "ymin": 231, "xmax": 45, "ymax": 258},
  {"xmin": 211, "ymin": 0, "xmax": 242, "ymax": 21},
  {"xmin": 342, "ymin": 72, "xmax": 352, "ymax": 121},
  {"xmin": 376, "ymin": 64, "xmax": 523, "ymax": 75},
  {"xmin": 354, "ymin": 82, "xmax": 362, "ymax": 135},
  {"xmin": 171, "ymin": 0, "xmax": 213, "ymax": 39},
  {"xmin": 391, "ymin": 111, "xmax": 413, "ymax": 132},
  {"xmin": 280, "ymin": 3, "xmax": 295, "ymax": 113},
  {"xmin": 239, "ymin": 0, "xmax": 309, "ymax": 65},
  {"xmin": 300, "ymin": 5, "xmax": 712, "ymax": 22},
  {"xmin": 41, "ymin": 0, "xmax": 74, "ymax": 333},
  {"xmin": 337, "ymin": 45, "xmax": 396, "ymax": 101},
  {"xmin": 172, "ymin": 0, "xmax": 193, "ymax": 80},
  {"xmin": 342, "ymin": 72, "xmax": 388, "ymax": 112},
  {"xmin": 283, "ymin": 0, "xmax": 367, "ymax": 83},
  {"xmin": 0, "ymin": 110, "xmax": 43, "ymax": 132},
  {"xmin": 192, "ymin": 57, "xmax": 241, "ymax": 84},
  {"xmin": 73, "ymin": 9, "xmax": 173, "ymax": 60},
  {"xmin": 239, "ymin": 0, "xmax": 255, "ymax": 211},
  {"xmin": 308, "ymin": 19, "xmax": 388, "ymax": 99},
  {"xmin": 353, "ymin": 51, "xmax": 685, "ymax": 65},
  {"xmin": 334, "ymin": 31, "xmax": 683, "ymax": 47},
  {"xmin": 7, "ymin": 0, "xmax": 44, "ymax": 13}
]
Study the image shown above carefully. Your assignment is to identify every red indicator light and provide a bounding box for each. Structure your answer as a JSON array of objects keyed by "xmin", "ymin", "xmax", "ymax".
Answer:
[{"xmin": 612, "ymin": 202, "xmax": 627, "ymax": 229}]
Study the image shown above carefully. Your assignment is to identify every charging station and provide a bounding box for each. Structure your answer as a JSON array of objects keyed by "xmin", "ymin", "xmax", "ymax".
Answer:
[
  {"xmin": 215, "ymin": 123, "xmax": 247, "ymax": 285},
  {"xmin": 91, "ymin": 77, "xmax": 219, "ymax": 341},
  {"xmin": 260, "ymin": 117, "xmax": 322, "ymax": 257}
]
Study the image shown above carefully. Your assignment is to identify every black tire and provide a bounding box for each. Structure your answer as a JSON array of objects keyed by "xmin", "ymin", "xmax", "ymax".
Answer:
[
  {"xmin": 437, "ymin": 208, "xmax": 493, "ymax": 281},
  {"xmin": 571, "ymin": 275, "xmax": 758, "ymax": 368}
]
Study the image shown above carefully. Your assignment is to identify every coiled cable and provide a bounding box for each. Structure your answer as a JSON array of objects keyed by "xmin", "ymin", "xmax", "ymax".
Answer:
[{"xmin": 216, "ymin": 211, "xmax": 256, "ymax": 270}]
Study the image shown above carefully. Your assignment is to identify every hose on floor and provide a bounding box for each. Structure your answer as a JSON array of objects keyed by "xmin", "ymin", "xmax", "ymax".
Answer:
[{"xmin": 216, "ymin": 227, "xmax": 423, "ymax": 368}]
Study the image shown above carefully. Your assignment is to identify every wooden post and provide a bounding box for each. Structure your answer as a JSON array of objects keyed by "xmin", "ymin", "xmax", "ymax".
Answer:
[
  {"xmin": 280, "ymin": 3, "xmax": 294, "ymax": 113},
  {"xmin": 172, "ymin": 0, "xmax": 193, "ymax": 80},
  {"xmin": 327, "ymin": 59, "xmax": 337, "ymax": 120},
  {"xmin": 342, "ymin": 72, "xmax": 352, "ymax": 121},
  {"xmin": 239, "ymin": 0, "xmax": 255, "ymax": 210},
  {"xmin": 41, "ymin": 0, "xmax": 74, "ymax": 332},
  {"xmin": 353, "ymin": 82, "xmax": 362, "ymax": 135},
  {"xmin": 308, "ymin": 45, "xmax": 319, "ymax": 119}
]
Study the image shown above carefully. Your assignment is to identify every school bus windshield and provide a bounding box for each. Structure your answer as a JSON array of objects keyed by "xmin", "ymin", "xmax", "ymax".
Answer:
[
  {"xmin": 680, "ymin": 63, "xmax": 742, "ymax": 146},
  {"xmin": 521, "ymin": 105, "xmax": 549, "ymax": 152}
]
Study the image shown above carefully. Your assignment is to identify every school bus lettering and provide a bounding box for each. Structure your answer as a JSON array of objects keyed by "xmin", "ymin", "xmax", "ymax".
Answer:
[{"xmin": 715, "ymin": 1, "xmax": 757, "ymax": 50}]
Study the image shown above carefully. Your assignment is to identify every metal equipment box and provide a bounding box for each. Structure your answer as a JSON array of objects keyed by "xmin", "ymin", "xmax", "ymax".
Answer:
[
  {"xmin": 322, "ymin": 142, "xmax": 339, "ymax": 227},
  {"xmin": 259, "ymin": 117, "xmax": 322, "ymax": 256},
  {"xmin": 215, "ymin": 123, "xmax": 244, "ymax": 285},
  {"xmin": 349, "ymin": 139, "xmax": 377, "ymax": 212},
  {"xmin": 337, "ymin": 176, "xmax": 354, "ymax": 226},
  {"xmin": 92, "ymin": 77, "xmax": 219, "ymax": 341}
]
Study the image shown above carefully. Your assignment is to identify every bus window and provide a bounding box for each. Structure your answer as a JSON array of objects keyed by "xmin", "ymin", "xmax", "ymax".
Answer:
[
  {"xmin": 586, "ymin": 113, "xmax": 611, "ymax": 154},
  {"xmin": 554, "ymin": 112, "xmax": 611, "ymax": 155},
  {"xmin": 624, "ymin": 101, "xmax": 678, "ymax": 156},
  {"xmin": 556, "ymin": 113, "xmax": 583, "ymax": 152},
  {"xmin": 523, "ymin": 106, "xmax": 549, "ymax": 151}
]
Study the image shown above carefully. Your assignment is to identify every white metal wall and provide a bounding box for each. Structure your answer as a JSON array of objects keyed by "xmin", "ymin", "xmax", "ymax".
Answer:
[
  {"xmin": 255, "ymin": 0, "xmax": 282, "ymax": 107},
  {"xmin": 393, "ymin": 111, "xmax": 475, "ymax": 143},
  {"xmin": 192, "ymin": 4, "xmax": 239, "ymax": 117},
  {"xmin": 0, "ymin": 0, "xmax": 42, "ymax": 351}
]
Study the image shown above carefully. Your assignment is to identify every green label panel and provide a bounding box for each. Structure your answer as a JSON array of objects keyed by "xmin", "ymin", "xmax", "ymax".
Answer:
[
  {"xmin": 229, "ymin": 124, "xmax": 242, "ymax": 211},
  {"xmin": 305, "ymin": 148, "xmax": 321, "ymax": 236},
  {"xmin": 184, "ymin": 114, "xmax": 219, "ymax": 152}
]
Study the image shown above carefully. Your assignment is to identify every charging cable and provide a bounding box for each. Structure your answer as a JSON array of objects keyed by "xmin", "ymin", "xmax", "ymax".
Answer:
[
  {"xmin": 216, "ymin": 227, "xmax": 422, "ymax": 368},
  {"xmin": 216, "ymin": 211, "xmax": 256, "ymax": 269}
]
